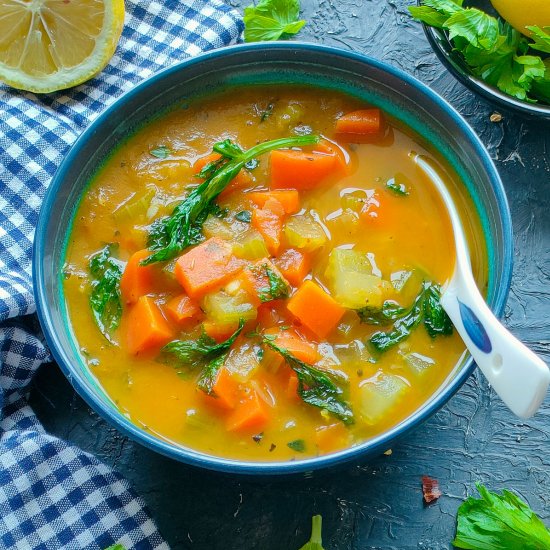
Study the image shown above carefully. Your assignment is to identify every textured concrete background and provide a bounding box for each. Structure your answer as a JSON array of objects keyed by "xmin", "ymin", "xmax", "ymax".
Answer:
[{"xmin": 30, "ymin": 1, "xmax": 550, "ymax": 548}]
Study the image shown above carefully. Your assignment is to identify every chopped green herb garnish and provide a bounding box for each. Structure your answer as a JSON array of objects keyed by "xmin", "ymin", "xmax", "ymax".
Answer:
[
  {"xmin": 366, "ymin": 282, "xmax": 453, "ymax": 353},
  {"xmin": 235, "ymin": 210, "xmax": 252, "ymax": 223},
  {"xmin": 88, "ymin": 244, "xmax": 123, "ymax": 342},
  {"xmin": 150, "ymin": 145, "xmax": 171, "ymax": 159},
  {"xmin": 386, "ymin": 178, "xmax": 409, "ymax": 196},
  {"xmin": 243, "ymin": 0, "xmax": 306, "ymax": 42},
  {"xmin": 287, "ymin": 439, "xmax": 306, "ymax": 453},
  {"xmin": 162, "ymin": 320, "xmax": 244, "ymax": 395},
  {"xmin": 263, "ymin": 338, "xmax": 354, "ymax": 424},
  {"xmin": 299, "ymin": 515, "xmax": 325, "ymax": 550},
  {"xmin": 142, "ymin": 134, "xmax": 319, "ymax": 265},
  {"xmin": 257, "ymin": 266, "xmax": 290, "ymax": 303},
  {"xmin": 453, "ymin": 483, "xmax": 550, "ymax": 549},
  {"xmin": 409, "ymin": 1, "xmax": 550, "ymax": 104},
  {"xmin": 260, "ymin": 102, "xmax": 275, "ymax": 121}
]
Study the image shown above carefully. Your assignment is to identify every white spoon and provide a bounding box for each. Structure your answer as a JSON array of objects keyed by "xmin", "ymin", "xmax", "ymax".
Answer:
[{"xmin": 412, "ymin": 153, "xmax": 550, "ymax": 419}]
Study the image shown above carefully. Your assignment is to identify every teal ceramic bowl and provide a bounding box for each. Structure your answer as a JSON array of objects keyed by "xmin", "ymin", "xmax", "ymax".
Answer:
[{"xmin": 34, "ymin": 43, "xmax": 513, "ymax": 474}]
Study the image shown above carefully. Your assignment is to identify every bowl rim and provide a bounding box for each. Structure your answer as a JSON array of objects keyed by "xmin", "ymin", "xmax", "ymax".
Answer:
[
  {"xmin": 33, "ymin": 41, "xmax": 514, "ymax": 475},
  {"xmin": 419, "ymin": 13, "xmax": 550, "ymax": 119}
]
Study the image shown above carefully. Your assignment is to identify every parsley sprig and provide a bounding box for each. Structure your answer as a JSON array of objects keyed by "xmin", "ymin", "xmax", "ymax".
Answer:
[
  {"xmin": 162, "ymin": 320, "xmax": 244, "ymax": 395},
  {"xmin": 88, "ymin": 244, "xmax": 123, "ymax": 342},
  {"xmin": 243, "ymin": 0, "xmax": 306, "ymax": 42},
  {"xmin": 263, "ymin": 337, "xmax": 354, "ymax": 424},
  {"xmin": 409, "ymin": 0, "xmax": 550, "ymax": 104},
  {"xmin": 142, "ymin": 134, "xmax": 319, "ymax": 266},
  {"xmin": 454, "ymin": 483, "xmax": 550, "ymax": 549}
]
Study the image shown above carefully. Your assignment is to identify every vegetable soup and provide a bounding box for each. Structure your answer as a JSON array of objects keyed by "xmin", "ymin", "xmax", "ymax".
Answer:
[{"xmin": 63, "ymin": 86, "xmax": 487, "ymax": 461}]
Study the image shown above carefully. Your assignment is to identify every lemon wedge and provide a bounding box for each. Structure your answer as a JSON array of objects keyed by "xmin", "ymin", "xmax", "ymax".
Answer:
[{"xmin": 0, "ymin": 0, "xmax": 125, "ymax": 94}]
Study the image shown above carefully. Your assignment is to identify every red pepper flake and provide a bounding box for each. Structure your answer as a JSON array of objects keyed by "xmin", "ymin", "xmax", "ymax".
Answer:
[{"xmin": 422, "ymin": 476, "xmax": 442, "ymax": 504}]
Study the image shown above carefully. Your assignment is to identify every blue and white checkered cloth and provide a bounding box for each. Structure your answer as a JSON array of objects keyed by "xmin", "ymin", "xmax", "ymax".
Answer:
[{"xmin": 0, "ymin": 2, "xmax": 243, "ymax": 548}]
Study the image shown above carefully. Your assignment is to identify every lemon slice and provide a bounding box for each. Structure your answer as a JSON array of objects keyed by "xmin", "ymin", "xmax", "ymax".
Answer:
[{"xmin": 0, "ymin": 0, "xmax": 125, "ymax": 94}]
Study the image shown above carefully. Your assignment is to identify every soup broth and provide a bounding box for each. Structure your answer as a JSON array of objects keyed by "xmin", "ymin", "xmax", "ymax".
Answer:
[{"xmin": 63, "ymin": 86, "xmax": 487, "ymax": 461}]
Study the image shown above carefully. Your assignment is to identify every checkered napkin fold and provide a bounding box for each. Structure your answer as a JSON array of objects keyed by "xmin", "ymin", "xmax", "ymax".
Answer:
[{"xmin": 0, "ymin": 2, "xmax": 243, "ymax": 548}]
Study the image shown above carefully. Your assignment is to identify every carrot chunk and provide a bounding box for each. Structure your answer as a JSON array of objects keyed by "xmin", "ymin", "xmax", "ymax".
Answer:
[
  {"xmin": 270, "ymin": 150, "xmax": 337, "ymax": 190},
  {"xmin": 274, "ymin": 248, "xmax": 311, "ymax": 287},
  {"xmin": 174, "ymin": 237, "xmax": 245, "ymax": 299},
  {"xmin": 264, "ymin": 327, "xmax": 320, "ymax": 365},
  {"xmin": 206, "ymin": 367, "xmax": 240, "ymax": 410},
  {"xmin": 251, "ymin": 199, "xmax": 285, "ymax": 256},
  {"xmin": 226, "ymin": 390, "xmax": 269, "ymax": 432},
  {"xmin": 314, "ymin": 423, "xmax": 349, "ymax": 453},
  {"xmin": 127, "ymin": 296, "xmax": 174, "ymax": 355},
  {"xmin": 202, "ymin": 321, "xmax": 240, "ymax": 343},
  {"xmin": 287, "ymin": 280, "xmax": 346, "ymax": 339},
  {"xmin": 164, "ymin": 294, "xmax": 200, "ymax": 324},
  {"xmin": 237, "ymin": 259, "xmax": 289, "ymax": 306},
  {"xmin": 247, "ymin": 190, "xmax": 300, "ymax": 214},
  {"xmin": 335, "ymin": 109, "xmax": 384, "ymax": 139},
  {"xmin": 286, "ymin": 371, "xmax": 300, "ymax": 401},
  {"xmin": 120, "ymin": 249, "xmax": 155, "ymax": 304},
  {"xmin": 312, "ymin": 139, "xmax": 350, "ymax": 174}
]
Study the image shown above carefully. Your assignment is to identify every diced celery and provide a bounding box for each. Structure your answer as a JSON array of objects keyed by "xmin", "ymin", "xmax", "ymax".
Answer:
[
  {"xmin": 202, "ymin": 289, "xmax": 257, "ymax": 327},
  {"xmin": 224, "ymin": 342, "xmax": 261, "ymax": 382},
  {"xmin": 403, "ymin": 352, "xmax": 436, "ymax": 376},
  {"xmin": 325, "ymin": 248, "xmax": 391, "ymax": 309},
  {"xmin": 276, "ymin": 103, "xmax": 304, "ymax": 130},
  {"xmin": 232, "ymin": 229, "xmax": 269, "ymax": 260},
  {"xmin": 284, "ymin": 214, "xmax": 327, "ymax": 252},
  {"xmin": 334, "ymin": 340, "xmax": 371, "ymax": 368},
  {"xmin": 341, "ymin": 190, "xmax": 371, "ymax": 212},
  {"xmin": 162, "ymin": 258, "xmax": 177, "ymax": 280},
  {"xmin": 202, "ymin": 215, "xmax": 235, "ymax": 241},
  {"xmin": 391, "ymin": 268, "xmax": 425, "ymax": 304},
  {"xmin": 185, "ymin": 408, "xmax": 215, "ymax": 430},
  {"xmin": 326, "ymin": 209, "xmax": 360, "ymax": 235},
  {"xmin": 358, "ymin": 373, "xmax": 409, "ymax": 424},
  {"xmin": 113, "ymin": 186, "xmax": 156, "ymax": 224}
]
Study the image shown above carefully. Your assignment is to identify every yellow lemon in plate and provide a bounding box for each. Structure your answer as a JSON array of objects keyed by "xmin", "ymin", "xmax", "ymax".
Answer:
[
  {"xmin": 491, "ymin": 0, "xmax": 550, "ymax": 36},
  {"xmin": 0, "ymin": 0, "xmax": 125, "ymax": 94}
]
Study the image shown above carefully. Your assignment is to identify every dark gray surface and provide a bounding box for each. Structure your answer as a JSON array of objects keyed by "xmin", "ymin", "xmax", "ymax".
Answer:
[{"xmin": 30, "ymin": 1, "xmax": 550, "ymax": 548}]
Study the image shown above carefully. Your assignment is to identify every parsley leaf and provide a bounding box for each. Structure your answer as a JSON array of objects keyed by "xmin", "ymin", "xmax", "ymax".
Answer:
[
  {"xmin": 527, "ymin": 26, "xmax": 550, "ymax": 54},
  {"xmin": 453, "ymin": 483, "xmax": 550, "ymax": 549},
  {"xmin": 386, "ymin": 178, "xmax": 409, "ymax": 196},
  {"xmin": 88, "ymin": 244, "xmax": 123, "ymax": 342},
  {"xmin": 299, "ymin": 515, "xmax": 325, "ymax": 550},
  {"xmin": 142, "ymin": 134, "xmax": 319, "ymax": 266},
  {"xmin": 409, "ymin": 1, "xmax": 550, "ymax": 104},
  {"xmin": 263, "ymin": 338, "xmax": 354, "ymax": 424},
  {"xmin": 162, "ymin": 320, "xmax": 244, "ymax": 395},
  {"xmin": 287, "ymin": 439, "xmax": 306, "ymax": 452},
  {"xmin": 243, "ymin": 0, "xmax": 306, "ymax": 43},
  {"xmin": 366, "ymin": 282, "xmax": 453, "ymax": 353},
  {"xmin": 258, "ymin": 265, "xmax": 290, "ymax": 302},
  {"xmin": 150, "ymin": 145, "xmax": 171, "ymax": 159}
]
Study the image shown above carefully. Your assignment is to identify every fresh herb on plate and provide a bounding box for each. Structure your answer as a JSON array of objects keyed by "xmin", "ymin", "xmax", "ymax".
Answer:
[
  {"xmin": 243, "ymin": 0, "xmax": 306, "ymax": 43},
  {"xmin": 453, "ymin": 483, "xmax": 550, "ymax": 549},
  {"xmin": 263, "ymin": 338, "xmax": 354, "ymax": 424},
  {"xmin": 409, "ymin": 1, "xmax": 550, "ymax": 104},
  {"xmin": 150, "ymin": 145, "xmax": 171, "ymax": 159},
  {"xmin": 143, "ymin": 134, "xmax": 319, "ymax": 265},
  {"xmin": 299, "ymin": 515, "xmax": 325, "ymax": 550},
  {"xmin": 88, "ymin": 244, "xmax": 123, "ymax": 342},
  {"xmin": 364, "ymin": 282, "xmax": 453, "ymax": 353},
  {"xmin": 162, "ymin": 320, "xmax": 244, "ymax": 395}
]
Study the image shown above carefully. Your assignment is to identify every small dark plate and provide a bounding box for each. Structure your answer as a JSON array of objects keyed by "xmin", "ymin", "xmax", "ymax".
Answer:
[{"xmin": 418, "ymin": 0, "xmax": 550, "ymax": 119}]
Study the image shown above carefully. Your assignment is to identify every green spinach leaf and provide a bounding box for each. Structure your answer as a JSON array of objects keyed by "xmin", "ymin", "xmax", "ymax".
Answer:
[{"xmin": 88, "ymin": 244, "xmax": 123, "ymax": 342}]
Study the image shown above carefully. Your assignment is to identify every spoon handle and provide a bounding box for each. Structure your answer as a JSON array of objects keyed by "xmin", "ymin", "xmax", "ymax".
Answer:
[{"xmin": 442, "ymin": 275, "xmax": 550, "ymax": 419}]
